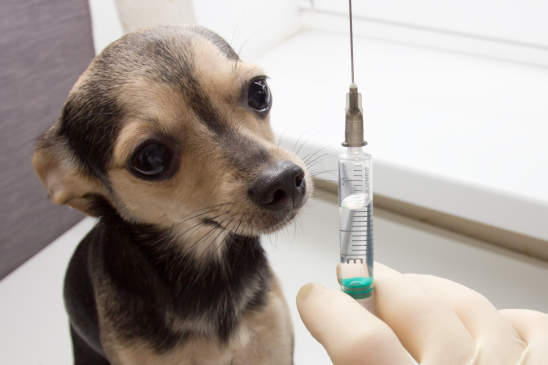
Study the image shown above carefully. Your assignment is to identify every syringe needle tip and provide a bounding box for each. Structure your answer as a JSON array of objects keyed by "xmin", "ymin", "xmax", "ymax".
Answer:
[{"xmin": 348, "ymin": 0, "xmax": 355, "ymax": 84}]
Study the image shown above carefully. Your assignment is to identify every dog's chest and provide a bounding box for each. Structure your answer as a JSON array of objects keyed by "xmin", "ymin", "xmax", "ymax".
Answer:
[
  {"xmin": 101, "ymin": 276, "xmax": 294, "ymax": 365},
  {"xmin": 111, "ymin": 324, "xmax": 252, "ymax": 365}
]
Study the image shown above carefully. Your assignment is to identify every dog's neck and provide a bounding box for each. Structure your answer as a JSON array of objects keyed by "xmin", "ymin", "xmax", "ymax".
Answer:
[{"xmin": 93, "ymin": 209, "xmax": 272, "ymax": 349}]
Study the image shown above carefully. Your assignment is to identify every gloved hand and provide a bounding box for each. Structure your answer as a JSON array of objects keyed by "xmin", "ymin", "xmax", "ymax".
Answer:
[{"xmin": 296, "ymin": 262, "xmax": 548, "ymax": 365}]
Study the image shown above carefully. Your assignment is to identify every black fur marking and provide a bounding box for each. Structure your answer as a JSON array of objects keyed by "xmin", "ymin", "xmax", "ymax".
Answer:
[
  {"xmin": 78, "ymin": 210, "xmax": 271, "ymax": 353},
  {"xmin": 184, "ymin": 74, "xmax": 228, "ymax": 135},
  {"xmin": 70, "ymin": 326, "xmax": 110, "ymax": 365},
  {"xmin": 58, "ymin": 80, "xmax": 123, "ymax": 181},
  {"xmin": 64, "ymin": 227, "xmax": 106, "ymax": 358},
  {"xmin": 220, "ymin": 130, "xmax": 271, "ymax": 171}
]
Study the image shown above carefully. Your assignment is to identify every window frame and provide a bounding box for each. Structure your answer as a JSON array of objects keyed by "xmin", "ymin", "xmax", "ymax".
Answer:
[{"xmin": 300, "ymin": 0, "xmax": 548, "ymax": 68}]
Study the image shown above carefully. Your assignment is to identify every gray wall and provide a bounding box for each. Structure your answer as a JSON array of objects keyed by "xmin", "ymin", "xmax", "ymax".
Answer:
[{"xmin": 1, "ymin": 0, "xmax": 95, "ymax": 279}]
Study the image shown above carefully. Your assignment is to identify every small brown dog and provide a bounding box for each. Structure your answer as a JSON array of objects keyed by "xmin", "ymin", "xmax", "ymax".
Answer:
[{"xmin": 33, "ymin": 26, "xmax": 311, "ymax": 365}]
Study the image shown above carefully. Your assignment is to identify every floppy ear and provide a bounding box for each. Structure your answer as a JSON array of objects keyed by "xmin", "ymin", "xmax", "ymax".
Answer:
[{"xmin": 32, "ymin": 128, "xmax": 105, "ymax": 216}]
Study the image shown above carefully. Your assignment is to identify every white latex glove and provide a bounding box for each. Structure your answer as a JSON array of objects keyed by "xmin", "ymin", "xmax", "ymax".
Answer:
[{"xmin": 296, "ymin": 262, "xmax": 548, "ymax": 365}]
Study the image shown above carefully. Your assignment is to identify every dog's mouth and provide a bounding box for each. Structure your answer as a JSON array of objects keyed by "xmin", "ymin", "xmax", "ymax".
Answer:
[
  {"xmin": 201, "ymin": 204, "xmax": 302, "ymax": 237},
  {"xmin": 202, "ymin": 217, "xmax": 223, "ymax": 229},
  {"xmin": 260, "ymin": 209, "xmax": 299, "ymax": 233}
]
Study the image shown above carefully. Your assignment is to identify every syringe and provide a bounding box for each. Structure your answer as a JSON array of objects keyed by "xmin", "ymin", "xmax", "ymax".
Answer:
[{"xmin": 338, "ymin": 0, "xmax": 374, "ymax": 311}]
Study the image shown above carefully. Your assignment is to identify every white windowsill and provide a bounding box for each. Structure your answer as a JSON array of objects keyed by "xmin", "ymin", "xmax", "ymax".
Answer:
[{"xmin": 257, "ymin": 29, "xmax": 548, "ymax": 241}]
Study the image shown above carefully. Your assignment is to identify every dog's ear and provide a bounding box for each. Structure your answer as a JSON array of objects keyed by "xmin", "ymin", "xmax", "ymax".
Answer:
[{"xmin": 32, "ymin": 126, "xmax": 104, "ymax": 216}]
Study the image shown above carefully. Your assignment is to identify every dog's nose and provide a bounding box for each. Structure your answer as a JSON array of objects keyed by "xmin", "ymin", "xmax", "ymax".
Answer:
[{"xmin": 248, "ymin": 161, "xmax": 306, "ymax": 211}]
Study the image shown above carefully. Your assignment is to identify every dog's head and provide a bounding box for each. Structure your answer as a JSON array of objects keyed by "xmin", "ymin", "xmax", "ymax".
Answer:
[{"xmin": 33, "ymin": 26, "xmax": 311, "ymax": 252}]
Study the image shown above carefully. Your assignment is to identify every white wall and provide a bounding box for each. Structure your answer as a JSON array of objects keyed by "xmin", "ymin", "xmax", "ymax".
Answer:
[
  {"xmin": 90, "ymin": 0, "xmax": 301, "ymax": 60},
  {"xmin": 88, "ymin": 0, "xmax": 123, "ymax": 53},
  {"xmin": 193, "ymin": 0, "xmax": 300, "ymax": 60}
]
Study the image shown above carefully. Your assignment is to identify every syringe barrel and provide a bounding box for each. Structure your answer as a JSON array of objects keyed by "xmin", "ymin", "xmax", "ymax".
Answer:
[{"xmin": 338, "ymin": 147, "xmax": 373, "ymax": 275}]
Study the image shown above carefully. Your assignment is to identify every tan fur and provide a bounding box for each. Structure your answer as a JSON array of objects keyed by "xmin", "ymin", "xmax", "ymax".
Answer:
[
  {"xmin": 32, "ymin": 137, "xmax": 105, "ymax": 216},
  {"xmin": 189, "ymin": 37, "xmax": 275, "ymax": 141}
]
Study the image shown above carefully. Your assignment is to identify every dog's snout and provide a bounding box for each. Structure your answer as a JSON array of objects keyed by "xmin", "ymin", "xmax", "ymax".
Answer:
[{"xmin": 248, "ymin": 161, "xmax": 306, "ymax": 211}]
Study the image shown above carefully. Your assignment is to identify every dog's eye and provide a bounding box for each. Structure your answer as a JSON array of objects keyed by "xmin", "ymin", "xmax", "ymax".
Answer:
[
  {"xmin": 248, "ymin": 78, "xmax": 272, "ymax": 113},
  {"xmin": 129, "ymin": 141, "xmax": 174, "ymax": 180}
]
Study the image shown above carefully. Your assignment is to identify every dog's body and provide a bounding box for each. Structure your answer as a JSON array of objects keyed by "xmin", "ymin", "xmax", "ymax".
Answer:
[
  {"xmin": 65, "ymin": 214, "xmax": 293, "ymax": 365},
  {"xmin": 33, "ymin": 26, "xmax": 310, "ymax": 364}
]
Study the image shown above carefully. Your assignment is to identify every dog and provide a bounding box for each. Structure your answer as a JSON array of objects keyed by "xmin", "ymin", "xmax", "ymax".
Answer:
[{"xmin": 32, "ymin": 25, "xmax": 311, "ymax": 365}]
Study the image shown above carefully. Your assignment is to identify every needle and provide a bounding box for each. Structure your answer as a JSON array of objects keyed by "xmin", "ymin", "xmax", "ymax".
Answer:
[
  {"xmin": 348, "ymin": 0, "xmax": 355, "ymax": 84},
  {"xmin": 343, "ymin": 0, "xmax": 365, "ymax": 148}
]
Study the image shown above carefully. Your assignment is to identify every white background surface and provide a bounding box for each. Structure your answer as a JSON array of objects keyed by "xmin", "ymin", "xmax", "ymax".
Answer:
[{"xmin": 2, "ymin": 198, "xmax": 548, "ymax": 364}]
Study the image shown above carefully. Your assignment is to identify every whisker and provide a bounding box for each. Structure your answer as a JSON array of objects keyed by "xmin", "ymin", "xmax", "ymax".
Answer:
[
  {"xmin": 302, "ymin": 145, "xmax": 330, "ymax": 163},
  {"xmin": 311, "ymin": 169, "xmax": 337, "ymax": 177},
  {"xmin": 194, "ymin": 210, "xmax": 245, "ymax": 256},
  {"xmin": 305, "ymin": 153, "xmax": 331, "ymax": 168},
  {"xmin": 190, "ymin": 224, "xmax": 224, "ymax": 256},
  {"xmin": 209, "ymin": 217, "xmax": 236, "ymax": 247},
  {"xmin": 295, "ymin": 138, "xmax": 309, "ymax": 157},
  {"xmin": 175, "ymin": 210, "xmax": 232, "ymax": 240},
  {"xmin": 310, "ymin": 168, "xmax": 337, "ymax": 172},
  {"xmin": 292, "ymin": 132, "xmax": 308, "ymax": 155},
  {"xmin": 231, "ymin": 213, "xmax": 252, "ymax": 268},
  {"xmin": 172, "ymin": 202, "xmax": 236, "ymax": 226},
  {"xmin": 276, "ymin": 130, "xmax": 287, "ymax": 149},
  {"xmin": 232, "ymin": 215, "xmax": 244, "ymax": 237},
  {"xmin": 200, "ymin": 212, "xmax": 246, "ymax": 260},
  {"xmin": 188, "ymin": 211, "xmax": 243, "ymax": 253}
]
